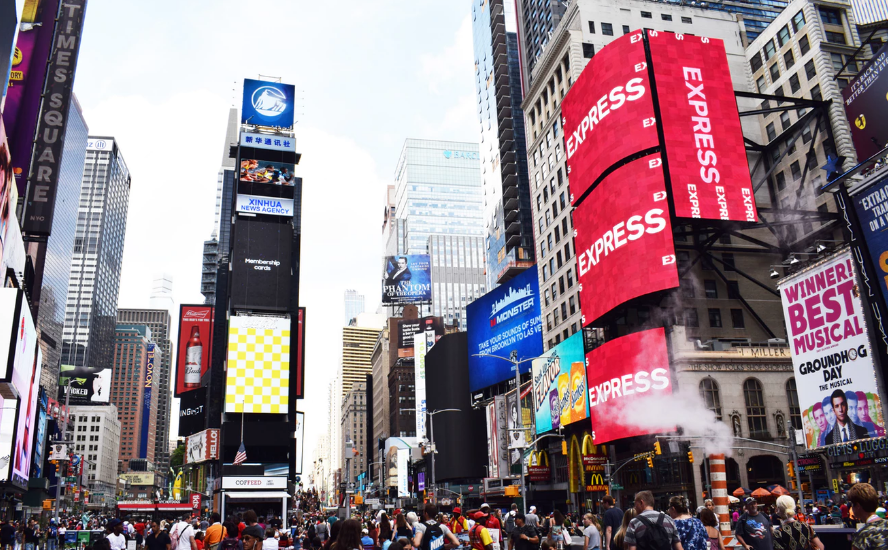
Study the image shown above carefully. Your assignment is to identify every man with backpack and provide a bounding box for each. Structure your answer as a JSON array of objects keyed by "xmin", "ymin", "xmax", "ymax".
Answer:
[
  {"xmin": 624, "ymin": 491, "xmax": 683, "ymax": 550},
  {"xmin": 411, "ymin": 504, "xmax": 460, "ymax": 550},
  {"xmin": 171, "ymin": 514, "xmax": 198, "ymax": 550},
  {"xmin": 733, "ymin": 498, "xmax": 772, "ymax": 550},
  {"xmin": 313, "ymin": 520, "xmax": 328, "ymax": 544}
]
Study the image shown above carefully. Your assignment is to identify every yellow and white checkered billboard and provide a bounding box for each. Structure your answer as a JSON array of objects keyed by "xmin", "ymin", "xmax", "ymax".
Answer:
[{"xmin": 225, "ymin": 316, "xmax": 291, "ymax": 413}]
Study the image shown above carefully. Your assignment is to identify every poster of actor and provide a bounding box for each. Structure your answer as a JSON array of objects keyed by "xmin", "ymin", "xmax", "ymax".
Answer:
[
  {"xmin": 382, "ymin": 255, "xmax": 432, "ymax": 305},
  {"xmin": 779, "ymin": 251, "xmax": 886, "ymax": 449}
]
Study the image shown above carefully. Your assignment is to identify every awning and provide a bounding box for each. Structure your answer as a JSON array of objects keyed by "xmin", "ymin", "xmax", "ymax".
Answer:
[
  {"xmin": 119, "ymin": 504, "xmax": 157, "ymax": 511},
  {"xmin": 223, "ymin": 491, "xmax": 289, "ymax": 501}
]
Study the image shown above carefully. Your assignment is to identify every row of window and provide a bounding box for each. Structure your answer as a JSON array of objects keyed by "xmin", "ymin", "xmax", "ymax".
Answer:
[
  {"xmin": 701, "ymin": 377, "xmax": 802, "ymax": 436},
  {"xmin": 684, "ymin": 307, "xmax": 745, "ymax": 329}
]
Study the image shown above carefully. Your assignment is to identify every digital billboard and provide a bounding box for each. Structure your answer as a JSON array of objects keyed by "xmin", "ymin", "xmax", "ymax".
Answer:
[
  {"xmin": 230, "ymin": 219, "xmax": 292, "ymax": 312},
  {"xmin": 178, "ymin": 387, "xmax": 206, "ymax": 437},
  {"xmin": 225, "ymin": 315, "xmax": 291, "ymax": 414},
  {"xmin": 531, "ymin": 331, "xmax": 588, "ymax": 434},
  {"xmin": 1, "ymin": 209, "xmax": 25, "ymax": 287},
  {"xmin": 239, "ymin": 159, "xmax": 297, "ymax": 186},
  {"xmin": 294, "ymin": 412, "xmax": 304, "ymax": 475},
  {"xmin": 184, "ymin": 428, "xmax": 220, "ymax": 464},
  {"xmin": 574, "ymin": 154, "xmax": 678, "ymax": 324},
  {"xmin": 842, "ymin": 43, "xmax": 888, "ymax": 161},
  {"xmin": 414, "ymin": 317, "xmax": 445, "ymax": 438},
  {"xmin": 175, "ymin": 305, "xmax": 214, "ymax": 396},
  {"xmin": 0, "ymin": 396, "xmax": 16, "ymax": 483},
  {"xmin": 12, "ymin": 345, "xmax": 41, "ymax": 487},
  {"xmin": 139, "ymin": 344, "xmax": 155, "ymax": 459},
  {"xmin": 60, "ymin": 364, "xmax": 111, "ymax": 404},
  {"xmin": 562, "ymin": 31, "xmax": 657, "ymax": 204},
  {"xmin": 485, "ymin": 395, "xmax": 509, "ymax": 479},
  {"xmin": 585, "ymin": 328, "xmax": 673, "ymax": 444},
  {"xmin": 0, "ymin": 116, "xmax": 19, "ymax": 270},
  {"xmin": 32, "ymin": 390, "xmax": 48, "ymax": 478},
  {"xmin": 647, "ymin": 31, "xmax": 756, "ymax": 222},
  {"xmin": 295, "ymin": 308, "xmax": 305, "ymax": 399},
  {"xmin": 467, "ymin": 267, "xmax": 543, "ymax": 392},
  {"xmin": 0, "ymin": 288, "xmax": 21, "ymax": 379},
  {"xmin": 382, "ymin": 255, "xmax": 432, "ymax": 305},
  {"xmin": 236, "ymin": 194, "xmax": 295, "ymax": 217},
  {"xmin": 852, "ymin": 175, "xmax": 888, "ymax": 314},
  {"xmin": 242, "ymin": 78, "xmax": 296, "ymax": 128},
  {"xmin": 778, "ymin": 251, "xmax": 885, "ymax": 448}
]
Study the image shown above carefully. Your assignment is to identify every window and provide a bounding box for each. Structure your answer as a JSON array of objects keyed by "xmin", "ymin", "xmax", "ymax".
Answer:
[
  {"xmin": 727, "ymin": 280, "xmax": 740, "ymax": 299},
  {"xmin": 699, "ymin": 379, "xmax": 722, "ymax": 420},
  {"xmin": 819, "ymin": 7, "xmax": 841, "ymax": 25},
  {"xmin": 766, "ymin": 122, "xmax": 777, "ymax": 141},
  {"xmin": 641, "ymin": 11, "xmax": 652, "ymax": 18},
  {"xmin": 777, "ymin": 25, "xmax": 791, "ymax": 47},
  {"xmin": 731, "ymin": 309, "xmax": 745, "ymax": 328},
  {"xmin": 791, "ymin": 160, "xmax": 801, "ymax": 180},
  {"xmin": 601, "ymin": 22, "xmax": 613, "ymax": 35},
  {"xmin": 662, "ymin": 13, "xmax": 672, "ymax": 21},
  {"xmin": 831, "ymin": 52, "xmax": 845, "ymax": 72},
  {"xmin": 811, "ymin": 84, "xmax": 821, "ymax": 101},
  {"xmin": 780, "ymin": 112, "xmax": 791, "ymax": 131},
  {"xmin": 799, "ymin": 35, "xmax": 810, "ymax": 55},
  {"xmin": 784, "ymin": 50, "xmax": 795, "ymax": 69},
  {"xmin": 681, "ymin": 279, "xmax": 695, "ymax": 298},
  {"xmin": 708, "ymin": 308, "xmax": 722, "ymax": 327},
  {"xmin": 582, "ymin": 43, "xmax": 595, "ymax": 58},
  {"xmin": 622, "ymin": 25, "xmax": 630, "ymax": 34},
  {"xmin": 750, "ymin": 52, "xmax": 763, "ymax": 73},
  {"xmin": 685, "ymin": 308, "xmax": 699, "ymax": 327},
  {"xmin": 769, "ymin": 63, "xmax": 780, "ymax": 82},
  {"xmin": 704, "ymin": 280, "xmax": 718, "ymax": 299},
  {"xmin": 802, "ymin": 124, "xmax": 812, "ymax": 144},
  {"xmin": 722, "ymin": 253, "xmax": 736, "ymax": 271},
  {"xmin": 791, "ymin": 10, "xmax": 806, "ymax": 31},
  {"xmin": 786, "ymin": 379, "xmax": 802, "ymax": 430},
  {"xmin": 744, "ymin": 379, "xmax": 769, "ymax": 437},
  {"xmin": 764, "ymin": 40, "xmax": 776, "ymax": 60},
  {"xmin": 756, "ymin": 76, "xmax": 767, "ymax": 93},
  {"xmin": 588, "ymin": 21, "xmax": 595, "ymax": 33},
  {"xmin": 682, "ymin": 16, "xmax": 692, "ymax": 23}
]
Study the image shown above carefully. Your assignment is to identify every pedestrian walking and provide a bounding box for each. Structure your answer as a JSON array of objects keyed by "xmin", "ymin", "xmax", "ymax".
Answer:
[
  {"xmin": 696, "ymin": 510, "xmax": 722, "ymax": 550},
  {"xmin": 468, "ymin": 514, "xmax": 494, "ymax": 550},
  {"xmin": 600, "ymin": 497, "xmax": 622, "ymax": 550},
  {"xmin": 733, "ymin": 498, "xmax": 771, "ymax": 550},
  {"xmin": 772, "ymin": 495, "xmax": 823, "ymax": 550},
  {"xmin": 106, "ymin": 519, "xmax": 127, "ymax": 550},
  {"xmin": 666, "ymin": 497, "xmax": 706, "ymax": 550},
  {"xmin": 581, "ymin": 513, "xmax": 599, "ymax": 550},
  {"xmin": 412, "ymin": 504, "xmax": 459, "ymax": 550},
  {"xmin": 848, "ymin": 482, "xmax": 888, "ymax": 550},
  {"xmin": 623, "ymin": 491, "xmax": 682, "ymax": 550},
  {"xmin": 147, "ymin": 521, "xmax": 172, "ymax": 550}
]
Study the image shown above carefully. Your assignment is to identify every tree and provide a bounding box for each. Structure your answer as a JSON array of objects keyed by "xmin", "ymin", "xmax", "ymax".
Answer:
[{"xmin": 170, "ymin": 444, "xmax": 185, "ymax": 468}]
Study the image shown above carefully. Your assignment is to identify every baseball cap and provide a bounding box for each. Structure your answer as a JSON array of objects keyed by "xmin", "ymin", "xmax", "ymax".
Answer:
[
  {"xmin": 453, "ymin": 508, "xmax": 461, "ymax": 514},
  {"xmin": 744, "ymin": 497, "xmax": 757, "ymax": 505},
  {"xmin": 362, "ymin": 529, "xmax": 369, "ymax": 535},
  {"xmin": 472, "ymin": 512, "xmax": 486, "ymax": 520},
  {"xmin": 242, "ymin": 525, "xmax": 265, "ymax": 540},
  {"xmin": 480, "ymin": 503, "xmax": 490, "ymax": 511},
  {"xmin": 107, "ymin": 519, "xmax": 123, "ymax": 529}
]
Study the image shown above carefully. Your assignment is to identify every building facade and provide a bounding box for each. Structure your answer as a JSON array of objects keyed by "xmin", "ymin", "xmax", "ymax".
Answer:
[
  {"xmin": 515, "ymin": 0, "xmax": 569, "ymax": 90},
  {"xmin": 70, "ymin": 404, "xmax": 121, "ymax": 508},
  {"xmin": 34, "ymin": 94, "xmax": 88, "ymax": 391},
  {"xmin": 116, "ymin": 308, "xmax": 172, "ymax": 473},
  {"xmin": 61, "ymin": 137, "xmax": 131, "ymax": 371},
  {"xmin": 341, "ymin": 382, "xmax": 368, "ymax": 485},
  {"xmin": 341, "ymin": 317, "xmax": 384, "ymax": 398},
  {"xmin": 428, "ymin": 235, "xmax": 487, "ymax": 330},
  {"xmin": 110, "ymin": 324, "xmax": 158, "ymax": 467},
  {"xmin": 344, "ymin": 290, "xmax": 365, "ymax": 326},
  {"xmin": 388, "ymin": 365, "xmax": 416, "ymax": 438},
  {"xmin": 472, "ymin": 0, "xmax": 536, "ymax": 288}
]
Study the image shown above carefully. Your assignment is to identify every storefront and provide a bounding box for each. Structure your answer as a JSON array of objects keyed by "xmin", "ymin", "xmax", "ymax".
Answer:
[
  {"xmin": 219, "ymin": 475, "xmax": 289, "ymax": 527},
  {"xmin": 826, "ymin": 437, "xmax": 888, "ymax": 495}
]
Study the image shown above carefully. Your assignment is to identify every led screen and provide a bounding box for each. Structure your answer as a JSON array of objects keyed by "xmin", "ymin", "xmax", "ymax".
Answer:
[
  {"xmin": 174, "ymin": 305, "xmax": 214, "ymax": 396},
  {"xmin": 225, "ymin": 316, "xmax": 291, "ymax": 414},
  {"xmin": 531, "ymin": 331, "xmax": 588, "ymax": 434},
  {"xmin": 230, "ymin": 219, "xmax": 292, "ymax": 311},
  {"xmin": 242, "ymin": 79, "xmax": 296, "ymax": 128},
  {"xmin": 239, "ymin": 159, "xmax": 297, "ymax": 186}
]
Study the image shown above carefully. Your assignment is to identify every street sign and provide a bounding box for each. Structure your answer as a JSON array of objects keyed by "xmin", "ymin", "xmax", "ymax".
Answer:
[
  {"xmin": 347, "ymin": 483, "xmax": 356, "ymax": 493},
  {"xmin": 611, "ymin": 483, "xmax": 624, "ymax": 490},
  {"xmin": 366, "ymin": 499, "xmax": 380, "ymax": 506},
  {"xmin": 66, "ymin": 476, "xmax": 76, "ymax": 482}
]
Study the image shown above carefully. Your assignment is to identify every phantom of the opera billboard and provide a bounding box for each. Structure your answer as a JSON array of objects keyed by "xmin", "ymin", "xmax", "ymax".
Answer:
[
  {"xmin": 779, "ymin": 251, "xmax": 885, "ymax": 448},
  {"xmin": 382, "ymin": 255, "xmax": 432, "ymax": 305}
]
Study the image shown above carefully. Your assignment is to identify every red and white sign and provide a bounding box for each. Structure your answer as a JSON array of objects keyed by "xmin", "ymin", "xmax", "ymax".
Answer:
[
  {"xmin": 184, "ymin": 429, "xmax": 220, "ymax": 464},
  {"xmin": 647, "ymin": 31, "xmax": 757, "ymax": 222},
  {"xmin": 191, "ymin": 493, "xmax": 201, "ymax": 510},
  {"xmin": 585, "ymin": 328, "xmax": 673, "ymax": 444},
  {"xmin": 574, "ymin": 155, "xmax": 678, "ymax": 325},
  {"xmin": 175, "ymin": 305, "xmax": 214, "ymax": 396},
  {"xmin": 562, "ymin": 31, "xmax": 658, "ymax": 205}
]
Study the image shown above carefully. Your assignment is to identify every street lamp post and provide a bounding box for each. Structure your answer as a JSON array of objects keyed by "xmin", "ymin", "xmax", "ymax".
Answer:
[
  {"xmin": 54, "ymin": 380, "xmax": 74, "ymax": 523},
  {"xmin": 473, "ymin": 352, "xmax": 557, "ymax": 515},
  {"xmin": 425, "ymin": 409, "xmax": 459, "ymax": 504}
]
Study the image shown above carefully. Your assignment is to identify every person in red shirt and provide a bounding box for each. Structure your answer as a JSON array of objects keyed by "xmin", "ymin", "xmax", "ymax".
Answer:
[
  {"xmin": 449, "ymin": 509, "xmax": 468, "ymax": 534},
  {"xmin": 841, "ymin": 502, "xmax": 852, "ymax": 528},
  {"xmin": 468, "ymin": 504, "xmax": 502, "ymax": 545},
  {"xmin": 194, "ymin": 532, "xmax": 205, "ymax": 550}
]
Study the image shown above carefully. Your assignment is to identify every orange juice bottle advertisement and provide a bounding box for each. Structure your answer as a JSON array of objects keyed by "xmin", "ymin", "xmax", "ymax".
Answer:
[
  {"xmin": 557, "ymin": 373, "xmax": 571, "ymax": 427},
  {"xmin": 569, "ymin": 361, "xmax": 587, "ymax": 423}
]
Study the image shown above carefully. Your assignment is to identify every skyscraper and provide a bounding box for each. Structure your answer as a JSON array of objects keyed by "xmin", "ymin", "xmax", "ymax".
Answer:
[
  {"xmin": 340, "ymin": 315, "xmax": 384, "ymax": 398},
  {"xmin": 344, "ymin": 290, "xmax": 365, "ymax": 325},
  {"xmin": 514, "ymin": 0, "xmax": 569, "ymax": 89},
  {"xmin": 61, "ymin": 137, "xmax": 131, "ymax": 371},
  {"xmin": 110, "ymin": 324, "xmax": 158, "ymax": 466},
  {"xmin": 472, "ymin": 0, "xmax": 536, "ymax": 289},
  {"xmin": 34, "ymin": 94, "xmax": 88, "ymax": 391},
  {"xmin": 428, "ymin": 235, "xmax": 486, "ymax": 330},
  {"xmin": 116, "ymin": 308, "xmax": 173, "ymax": 474}
]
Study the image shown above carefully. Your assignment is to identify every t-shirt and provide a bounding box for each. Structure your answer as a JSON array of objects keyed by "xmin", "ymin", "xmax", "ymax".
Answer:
[
  {"xmin": 734, "ymin": 513, "xmax": 772, "ymax": 550},
  {"xmin": 673, "ymin": 518, "xmax": 707, "ymax": 550},
  {"xmin": 525, "ymin": 514, "xmax": 540, "ymax": 529},
  {"xmin": 469, "ymin": 525, "xmax": 493, "ymax": 550},
  {"xmin": 852, "ymin": 517, "xmax": 888, "ymax": 550},
  {"xmin": 147, "ymin": 531, "xmax": 172, "ymax": 550},
  {"xmin": 24, "ymin": 528, "xmax": 40, "ymax": 544},
  {"xmin": 583, "ymin": 524, "xmax": 601, "ymax": 550},
  {"xmin": 108, "ymin": 533, "xmax": 128, "ymax": 550},
  {"xmin": 413, "ymin": 522, "xmax": 454, "ymax": 539},
  {"xmin": 511, "ymin": 524, "xmax": 539, "ymax": 550},
  {"xmin": 135, "ymin": 524, "xmax": 147, "ymax": 536},
  {"xmin": 174, "ymin": 523, "xmax": 195, "ymax": 550},
  {"xmin": 624, "ymin": 511, "xmax": 680, "ymax": 548},
  {"xmin": 361, "ymin": 536, "xmax": 375, "ymax": 550},
  {"xmin": 603, "ymin": 508, "xmax": 623, "ymax": 538},
  {"xmin": 773, "ymin": 520, "xmax": 816, "ymax": 550},
  {"xmin": 206, "ymin": 525, "xmax": 227, "ymax": 547}
]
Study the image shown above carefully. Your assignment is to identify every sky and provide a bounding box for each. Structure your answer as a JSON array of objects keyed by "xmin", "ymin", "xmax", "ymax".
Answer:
[{"xmin": 71, "ymin": 0, "xmax": 478, "ymax": 466}]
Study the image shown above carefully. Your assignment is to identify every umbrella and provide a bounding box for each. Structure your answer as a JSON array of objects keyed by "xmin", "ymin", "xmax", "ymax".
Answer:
[
  {"xmin": 770, "ymin": 485, "xmax": 791, "ymax": 496},
  {"xmin": 751, "ymin": 487, "xmax": 772, "ymax": 498},
  {"xmin": 728, "ymin": 495, "xmax": 740, "ymax": 504},
  {"xmin": 733, "ymin": 487, "xmax": 751, "ymax": 497}
]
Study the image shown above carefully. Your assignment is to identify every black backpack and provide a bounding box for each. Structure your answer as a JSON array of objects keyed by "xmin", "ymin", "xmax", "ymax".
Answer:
[
  {"xmin": 419, "ymin": 521, "xmax": 445, "ymax": 550},
  {"xmin": 634, "ymin": 514, "xmax": 671, "ymax": 550},
  {"xmin": 220, "ymin": 538, "xmax": 239, "ymax": 550}
]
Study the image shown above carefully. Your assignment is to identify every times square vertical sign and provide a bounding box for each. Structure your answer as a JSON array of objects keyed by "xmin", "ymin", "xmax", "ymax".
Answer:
[{"xmin": 23, "ymin": 0, "xmax": 87, "ymax": 235}]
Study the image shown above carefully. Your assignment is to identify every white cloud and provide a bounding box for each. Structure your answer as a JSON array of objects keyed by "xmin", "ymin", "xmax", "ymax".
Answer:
[{"xmin": 419, "ymin": 15, "xmax": 475, "ymax": 95}]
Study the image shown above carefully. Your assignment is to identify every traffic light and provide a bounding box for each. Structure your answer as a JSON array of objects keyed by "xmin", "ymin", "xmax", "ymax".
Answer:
[
  {"xmin": 790, "ymin": 479, "xmax": 797, "ymax": 491},
  {"xmin": 687, "ymin": 451, "xmax": 694, "ymax": 463},
  {"xmin": 787, "ymin": 462, "xmax": 795, "ymax": 479},
  {"xmin": 646, "ymin": 456, "xmax": 654, "ymax": 468},
  {"xmin": 654, "ymin": 441, "xmax": 662, "ymax": 455},
  {"xmin": 562, "ymin": 440, "xmax": 568, "ymax": 455}
]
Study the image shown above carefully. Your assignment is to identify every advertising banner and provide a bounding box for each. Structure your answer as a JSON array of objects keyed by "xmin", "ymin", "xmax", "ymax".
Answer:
[
  {"xmin": 22, "ymin": 0, "xmax": 87, "ymax": 235},
  {"xmin": 486, "ymin": 401, "xmax": 498, "ymax": 478},
  {"xmin": 531, "ymin": 331, "xmax": 588, "ymax": 434},
  {"xmin": 778, "ymin": 251, "xmax": 885, "ymax": 448},
  {"xmin": 0, "ymin": 396, "xmax": 15, "ymax": 482},
  {"xmin": 505, "ymin": 389, "xmax": 532, "ymax": 465},
  {"xmin": 236, "ymin": 194, "xmax": 295, "ymax": 217},
  {"xmin": 32, "ymin": 390, "xmax": 47, "ymax": 478},
  {"xmin": 177, "ymin": 387, "xmax": 206, "ymax": 438},
  {"xmin": 585, "ymin": 328, "xmax": 673, "ymax": 444},
  {"xmin": 239, "ymin": 158, "xmax": 297, "ymax": 186},
  {"xmin": 230, "ymin": 219, "xmax": 292, "ymax": 312},
  {"xmin": 119, "ymin": 472, "xmax": 155, "ymax": 486},
  {"xmin": 467, "ymin": 267, "xmax": 543, "ymax": 392},
  {"xmin": 414, "ymin": 317, "xmax": 445, "ymax": 438},
  {"xmin": 184, "ymin": 428, "xmax": 220, "ymax": 464},
  {"xmin": 647, "ymin": 31, "xmax": 757, "ymax": 222},
  {"xmin": 12, "ymin": 345, "xmax": 41, "ymax": 487},
  {"xmin": 139, "ymin": 344, "xmax": 155, "ymax": 459},
  {"xmin": 294, "ymin": 411, "xmax": 304, "ymax": 474},
  {"xmin": 562, "ymin": 31, "xmax": 657, "ymax": 204},
  {"xmin": 86, "ymin": 138, "xmax": 112, "ymax": 151},
  {"xmin": 225, "ymin": 316, "xmax": 291, "ymax": 414},
  {"xmin": 242, "ymin": 79, "xmax": 296, "ymax": 128},
  {"xmin": 0, "ymin": 288, "xmax": 20, "ymax": 379},
  {"xmin": 842, "ymin": 43, "xmax": 888, "ymax": 161},
  {"xmin": 852, "ymin": 174, "xmax": 888, "ymax": 319},
  {"xmin": 382, "ymin": 255, "xmax": 432, "ymax": 305},
  {"xmin": 397, "ymin": 448, "xmax": 409, "ymax": 498},
  {"xmin": 0, "ymin": 209, "xmax": 25, "ymax": 287},
  {"xmin": 574, "ymin": 154, "xmax": 678, "ymax": 324},
  {"xmin": 0, "ymin": 117, "xmax": 20, "ymax": 275},
  {"xmin": 397, "ymin": 316, "xmax": 444, "ymax": 358},
  {"xmin": 175, "ymin": 305, "xmax": 214, "ymax": 396},
  {"xmin": 240, "ymin": 132, "xmax": 296, "ymax": 152}
]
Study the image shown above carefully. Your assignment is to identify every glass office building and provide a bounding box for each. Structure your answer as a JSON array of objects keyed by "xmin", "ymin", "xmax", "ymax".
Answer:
[{"xmin": 429, "ymin": 234, "xmax": 486, "ymax": 330}]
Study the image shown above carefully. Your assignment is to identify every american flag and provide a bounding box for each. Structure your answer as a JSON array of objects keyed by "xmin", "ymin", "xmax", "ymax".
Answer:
[{"xmin": 233, "ymin": 441, "xmax": 247, "ymax": 465}]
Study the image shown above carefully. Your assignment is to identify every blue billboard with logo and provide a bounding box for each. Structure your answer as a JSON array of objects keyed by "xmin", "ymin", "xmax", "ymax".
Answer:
[
  {"xmin": 242, "ymin": 78, "xmax": 295, "ymax": 128},
  {"xmin": 467, "ymin": 268, "xmax": 543, "ymax": 392},
  {"xmin": 853, "ymin": 174, "xmax": 888, "ymax": 312},
  {"xmin": 140, "ymin": 344, "xmax": 155, "ymax": 459}
]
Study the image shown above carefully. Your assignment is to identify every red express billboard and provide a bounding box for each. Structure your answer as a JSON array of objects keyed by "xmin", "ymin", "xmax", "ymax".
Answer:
[
  {"xmin": 562, "ymin": 31, "xmax": 657, "ymax": 204},
  {"xmin": 575, "ymin": 155, "xmax": 678, "ymax": 324},
  {"xmin": 175, "ymin": 305, "xmax": 214, "ymax": 396},
  {"xmin": 585, "ymin": 328, "xmax": 673, "ymax": 444},
  {"xmin": 647, "ymin": 31, "xmax": 756, "ymax": 222}
]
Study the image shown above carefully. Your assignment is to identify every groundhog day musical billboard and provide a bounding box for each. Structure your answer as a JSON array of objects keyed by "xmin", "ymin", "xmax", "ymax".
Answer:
[{"xmin": 778, "ymin": 250, "xmax": 886, "ymax": 448}]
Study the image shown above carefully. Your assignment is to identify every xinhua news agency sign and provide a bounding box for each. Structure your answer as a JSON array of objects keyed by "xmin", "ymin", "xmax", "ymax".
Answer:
[{"xmin": 236, "ymin": 194, "xmax": 295, "ymax": 217}]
